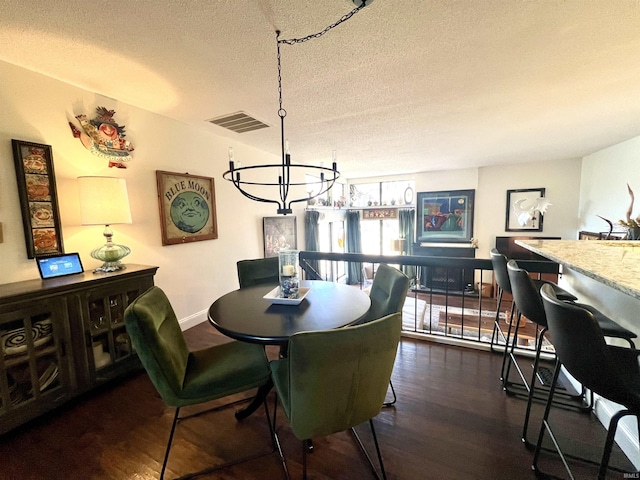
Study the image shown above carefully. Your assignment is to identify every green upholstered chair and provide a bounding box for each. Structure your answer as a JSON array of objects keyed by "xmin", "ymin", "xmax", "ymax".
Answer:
[
  {"xmin": 124, "ymin": 286, "xmax": 274, "ymax": 480},
  {"xmin": 270, "ymin": 313, "xmax": 402, "ymax": 479},
  {"xmin": 358, "ymin": 263, "xmax": 411, "ymax": 406},
  {"xmin": 237, "ymin": 257, "xmax": 279, "ymax": 289}
]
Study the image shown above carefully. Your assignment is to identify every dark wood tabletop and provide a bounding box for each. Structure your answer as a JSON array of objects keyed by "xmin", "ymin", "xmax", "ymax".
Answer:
[{"xmin": 208, "ymin": 280, "xmax": 371, "ymax": 345}]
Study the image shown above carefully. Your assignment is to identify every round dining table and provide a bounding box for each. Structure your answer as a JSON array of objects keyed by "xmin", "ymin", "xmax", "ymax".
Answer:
[
  {"xmin": 208, "ymin": 280, "xmax": 371, "ymax": 420},
  {"xmin": 208, "ymin": 280, "xmax": 372, "ymax": 346}
]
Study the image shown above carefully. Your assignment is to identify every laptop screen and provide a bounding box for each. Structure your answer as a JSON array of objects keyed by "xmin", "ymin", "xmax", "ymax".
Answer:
[{"xmin": 36, "ymin": 253, "xmax": 84, "ymax": 280}]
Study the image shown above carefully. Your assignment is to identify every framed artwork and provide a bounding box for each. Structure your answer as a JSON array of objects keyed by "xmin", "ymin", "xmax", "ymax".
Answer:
[
  {"xmin": 12, "ymin": 139, "xmax": 64, "ymax": 258},
  {"xmin": 505, "ymin": 188, "xmax": 546, "ymax": 232},
  {"xmin": 156, "ymin": 171, "xmax": 218, "ymax": 245},
  {"xmin": 416, "ymin": 189, "xmax": 475, "ymax": 243},
  {"xmin": 263, "ymin": 216, "xmax": 297, "ymax": 258}
]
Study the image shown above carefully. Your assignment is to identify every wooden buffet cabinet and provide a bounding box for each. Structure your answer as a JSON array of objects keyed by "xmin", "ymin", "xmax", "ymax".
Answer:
[{"xmin": 0, "ymin": 264, "xmax": 157, "ymax": 434}]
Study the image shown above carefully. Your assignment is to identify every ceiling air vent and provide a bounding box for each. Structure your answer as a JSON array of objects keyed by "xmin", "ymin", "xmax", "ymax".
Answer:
[{"xmin": 207, "ymin": 111, "xmax": 270, "ymax": 133}]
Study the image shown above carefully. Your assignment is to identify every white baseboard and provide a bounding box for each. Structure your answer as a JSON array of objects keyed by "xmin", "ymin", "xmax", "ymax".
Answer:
[{"xmin": 178, "ymin": 309, "xmax": 208, "ymax": 331}]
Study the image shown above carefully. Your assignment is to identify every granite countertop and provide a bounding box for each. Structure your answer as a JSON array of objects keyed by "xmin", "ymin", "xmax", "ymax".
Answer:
[{"xmin": 515, "ymin": 239, "xmax": 640, "ymax": 299}]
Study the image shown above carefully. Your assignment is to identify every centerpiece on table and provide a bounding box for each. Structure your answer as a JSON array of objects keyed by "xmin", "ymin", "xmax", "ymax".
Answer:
[{"xmin": 278, "ymin": 249, "xmax": 300, "ymax": 299}]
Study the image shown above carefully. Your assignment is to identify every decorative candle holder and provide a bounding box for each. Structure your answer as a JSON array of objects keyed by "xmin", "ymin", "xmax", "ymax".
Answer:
[{"xmin": 278, "ymin": 249, "xmax": 299, "ymax": 299}]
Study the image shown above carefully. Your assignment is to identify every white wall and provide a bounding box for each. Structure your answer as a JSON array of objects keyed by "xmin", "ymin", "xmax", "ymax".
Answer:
[
  {"xmin": 477, "ymin": 159, "xmax": 582, "ymax": 256},
  {"xmin": 384, "ymin": 160, "xmax": 581, "ymax": 257},
  {"xmin": 574, "ymin": 136, "xmax": 640, "ymax": 468},
  {"xmin": 0, "ymin": 60, "xmax": 305, "ymax": 328},
  {"xmin": 579, "ymin": 136, "xmax": 640, "ymax": 234}
]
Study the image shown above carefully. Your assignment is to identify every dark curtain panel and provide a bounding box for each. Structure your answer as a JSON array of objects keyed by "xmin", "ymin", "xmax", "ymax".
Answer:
[
  {"xmin": 399, "ymin": 208, "xmax": 416, "ymax": 281},
  {"xmin": 346, "ymin": 210, "xmax": 362, "ymax": 284},
  {"xmin": 304, "ymin": 210, "xmax": 321, "ymax": 276}
]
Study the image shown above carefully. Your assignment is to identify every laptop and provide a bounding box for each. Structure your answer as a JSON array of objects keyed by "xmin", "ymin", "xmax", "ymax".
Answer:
[{"xmin": 36, "ymin": 253, "xmax": 84, "ymax": 280}]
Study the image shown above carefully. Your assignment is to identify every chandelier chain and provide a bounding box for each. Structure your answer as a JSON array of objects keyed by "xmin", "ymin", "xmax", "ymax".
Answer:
[
  {"xmin": 224, "ymin": 2, "xmax": 372, "ymax": 214},
  {"xmin": 276, "ymin": 32, "xmax": 286, "ymax": 119},
  {"xmin": 277, "ymin": 3, "xmax": 366, "ymax": 46}
]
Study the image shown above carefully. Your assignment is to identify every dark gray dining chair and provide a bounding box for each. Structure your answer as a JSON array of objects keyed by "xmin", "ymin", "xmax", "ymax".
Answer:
[{"xmin": 237, "ymin": 257, "xmax": 279, "ymax": 288}]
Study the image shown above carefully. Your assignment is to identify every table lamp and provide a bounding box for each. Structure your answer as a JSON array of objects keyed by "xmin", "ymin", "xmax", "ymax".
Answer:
[{"xmin": 78, "ymin": 176, "xmax": 132, "ymax": 272}]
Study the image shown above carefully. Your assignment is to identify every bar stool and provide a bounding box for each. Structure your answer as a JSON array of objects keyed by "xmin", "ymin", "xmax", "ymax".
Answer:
[
  {"xmin": 489, "ymin": 249, "xmax": 518, "ymax": 377},
  {"xmin": 490, "ymin": 248, "xmax": 576, "ymax": 384},
  {"xmin": 506, "ymin": 260, "xmax": 637, "ymax": 446},
  {"xmin": 535, "ymin": 284, "xmax": 640, "ymax": 479}
]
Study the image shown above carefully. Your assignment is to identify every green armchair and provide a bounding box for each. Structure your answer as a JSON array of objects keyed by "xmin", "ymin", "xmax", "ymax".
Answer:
[
  {"xmin": 358, "ymin": 263, "xmax": 411, "ymax": 406},
  {"xmin": 124, "ymin": 286, "xmax": 274, "ymax": 479},
  {"xmin": 237, "ymin": 257, "xmax": 279, "ymax": 288},
  {"xmin": 270, "ymin": 313, "xmax": 402, "ymax": 479}
]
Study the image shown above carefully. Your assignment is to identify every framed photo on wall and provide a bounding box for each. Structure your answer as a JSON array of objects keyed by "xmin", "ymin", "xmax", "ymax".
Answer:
[
  {"xmin": 12, "ymin": 139, "xmax": 64, "ymax": 258},
  {"xmin": 263, "ymin": 216, "xmax": 297, "ymax": 258},
  {"xmin": 505, "ymin": 188, "xmax": 546, "ymax": 232},
  {"xmin": 416, "ymin": 189, "xmax": 475, "ymax": 243},
  {"xmin": 156, "ymin": 170, "xmax": 218, "ymax": 245}
]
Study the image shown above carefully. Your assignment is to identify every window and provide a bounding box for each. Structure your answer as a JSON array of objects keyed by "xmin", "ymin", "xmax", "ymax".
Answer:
[
  {"xmin": 349, "ymin": 180, "xmax": 414, "ymax": 208},
  {"xmin": 353, "ymin": 180, "xmax": 414, "ymax": 255}
]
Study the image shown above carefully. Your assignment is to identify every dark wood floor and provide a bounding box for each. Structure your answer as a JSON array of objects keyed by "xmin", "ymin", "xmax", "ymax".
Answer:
[{"xmin": 0, "ymin": 322, "xmax": 636, "ymax": 479}]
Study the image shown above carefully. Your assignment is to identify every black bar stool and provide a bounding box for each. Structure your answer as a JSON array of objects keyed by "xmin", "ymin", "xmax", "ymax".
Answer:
[
  {"xmin": 489, "ymin": 249, "xmax": 518, "ymax": 380},
  {"xmin": 506, "ymin": 260, "xmax": 637, "ymax": 446},
  {"xmin": 535, "ymin": 284, "xmax": 640, "ymax": 479},
  {"xmin": 490, "ymin": 248, "xmax": 576, "ymax": 385}
]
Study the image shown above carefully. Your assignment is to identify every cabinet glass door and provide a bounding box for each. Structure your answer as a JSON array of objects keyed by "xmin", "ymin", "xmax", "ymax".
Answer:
[
  {"xmin": 0, "ymin": 304, "xmax": 66, "ymax": 413},
  {"xmin": 85, "ymin": 286, "xmax": 141, "ymax": 376}
]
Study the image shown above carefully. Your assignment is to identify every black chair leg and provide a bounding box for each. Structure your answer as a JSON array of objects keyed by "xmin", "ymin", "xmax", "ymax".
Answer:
[
  {"xmin": 160, "ymin": 407, "xmax": 180, "ymax": 480},
  {"xmin": 350, "ymin": 420, "xmax": 387, "ymax": 480},
  {"xmin": 490, "ymin": 289, "xmax": 503, "ymax": 354},
  {"xmin": 500, "ymin": 302, "xmax": 517, "ymax": 384},
  {"xmin": 522, "ymin": 326, "xmax": 547, "ymax": 446},
  {"xmin": 503, "ymin": 311, "xmax": 524, "ymax": 393},
  {"xmin": 383, "ymin": 380, "xmax": 397, "ymax": 407},
  {"xmin": 369, "ymin": 419, "xmax": 387, "ymax": 480},
  {"xmin": 599, "ymin": 409, "xmax": 634, "ymax": 480},
  {"xmin": 532, "ymin": 359, "xmax": 562, "ymax": 476},
  {"xmin": 269, "ymin": 395, "xmax": 290, "ymax": 480},
  {"xmin": 302, "ymin": 440, "xmax": 309, "ymax": 480}
]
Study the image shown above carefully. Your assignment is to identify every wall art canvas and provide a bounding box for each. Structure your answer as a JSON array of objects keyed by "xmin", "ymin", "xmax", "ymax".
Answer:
[
  {"xmin": 263, "ymin": 216, "xmax": 297, "ymax": 258},
  {"xmin": 416, "ymin": 189, "xmax": 475, "ymax": 243},
  {"xmin": 505, "ymin": 188, "xmax": 547, "ymax": 232},
  {"xmin": 156, "ymin": 171, "xmax": 218, "ymax": 245},
  {"xmin": 12, "ymin": 140, "xmax": 64, "ymax": 258}
]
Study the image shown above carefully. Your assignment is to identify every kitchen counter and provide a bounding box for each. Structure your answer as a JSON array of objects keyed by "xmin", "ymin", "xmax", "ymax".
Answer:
[{"xmin": 515, "ymin": 239, "xmax": 640, "ymax": 300}]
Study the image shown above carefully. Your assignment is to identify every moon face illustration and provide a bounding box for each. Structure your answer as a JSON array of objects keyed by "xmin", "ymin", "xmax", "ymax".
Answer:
[{"xmin": 170, "ymin": 191, "xmax": 209, "ymax": 233}]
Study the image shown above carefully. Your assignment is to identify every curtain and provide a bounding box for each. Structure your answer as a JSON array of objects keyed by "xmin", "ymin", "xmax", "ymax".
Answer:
[
  {"xmin": 399, "ymin": 208, "xmax": 416, "ymax": 282},
  {"xmin": 304, "ymin": 210, "xmax": 321, "ymax": 277},
  {"xmin": 346, "ymin": 210, "xmax": 362, "ymax": 284}
]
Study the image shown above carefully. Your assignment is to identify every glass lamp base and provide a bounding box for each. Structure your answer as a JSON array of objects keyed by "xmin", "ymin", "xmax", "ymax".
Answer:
[
  {"xmin": 94, "ymin": 261, "xmax": 127, "ymax": 273},
  {"xmin": 90, "ymin": 243, "xmax": 131, "ymax": 274}
]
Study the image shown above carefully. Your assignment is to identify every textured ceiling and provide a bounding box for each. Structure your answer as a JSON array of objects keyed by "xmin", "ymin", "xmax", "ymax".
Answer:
[{"xmin": 2, "ymin": 0, "xmax": 640, "ymax": 178}]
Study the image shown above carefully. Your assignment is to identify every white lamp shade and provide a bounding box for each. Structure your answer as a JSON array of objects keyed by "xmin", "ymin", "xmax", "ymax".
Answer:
[{"xmin": 78, "ymin": 176, "xmax": 132, "ymax": 225}]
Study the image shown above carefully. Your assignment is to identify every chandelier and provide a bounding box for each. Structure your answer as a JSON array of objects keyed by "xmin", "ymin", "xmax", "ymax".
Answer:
[{"xmin": 223, "ymin": 0, "xmax": 373, "ymax": 215}]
